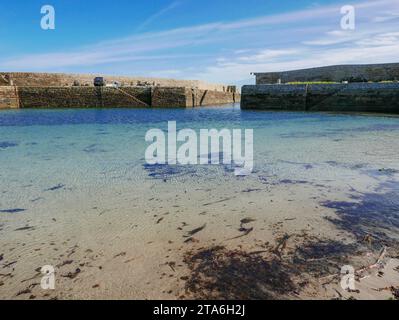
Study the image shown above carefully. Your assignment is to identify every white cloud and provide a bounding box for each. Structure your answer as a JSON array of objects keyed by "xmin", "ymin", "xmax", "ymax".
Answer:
[
  {"xmin": 0, "ymin": 0, "xmax": 358, "ymax": 68},
  {"xmin": 303, "ymin": 30, "xmax": 359, "ymax": 46},
  {"xmin": 373, "ymin": 12, "xmax": 399, "ymax": 22},
  {"xmin": 237, "ymin": 49, "xmax": 299, "ymax": 62},
  {"xmin": 1, "ymin": 0, "xmax": 398, "ymax": 85},
  {"xmin": 194, "ymin": 42, "xmax": 399, "ymax": 84},
  {"xmin": 356, "ymin": 32, "xmax": 399, "ymax": 46}
]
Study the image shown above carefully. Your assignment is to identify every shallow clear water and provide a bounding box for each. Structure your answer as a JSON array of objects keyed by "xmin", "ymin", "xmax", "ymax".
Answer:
[
  {"xmin": 1, "ymin": 104, "xmax": 399, "ymax": 299},
  {"xmin": 1, "ymin": 104, "xmax": 399, "ymax": 210}
]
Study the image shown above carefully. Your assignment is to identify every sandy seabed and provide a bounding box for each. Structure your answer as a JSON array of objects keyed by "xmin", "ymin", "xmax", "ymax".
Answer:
[{"xmin": 1, "ymin": 107, "xmax": 399, "ymax": 300}]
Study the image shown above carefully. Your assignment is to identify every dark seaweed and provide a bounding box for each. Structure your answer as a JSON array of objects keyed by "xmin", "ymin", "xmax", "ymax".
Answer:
[
  {"xmin": 44, "ymin": 184, "xmax": 65, "ymax": 191},
  {"xmin": 242, "ymin": 188, "xmax": 261, "ymax": 193},
  {"xmin": 292, "ymin": 240, "xmax": 357, "ymax": 276},
  {"xmin": 322, "ymin": 182, "xmax": 399, "ymax": 246},
  {"xmin": 183, "ymin": 246, "xmax": 297, "ymax": 299},
  {"xmin": 0, "ymin": 208, "xmax": 26, "ymax": 213},
  {"xmin": 279, "ymin": 179, "xmax": 308, "ymax": 185},
  {"xmin": 83, "ymin": 144, "xmax": 107, "ymax": 153},
  {"xmin": 14, "ymin": 226, "xmax": 35, "ymax": 231},
  {"xmin": 143, "ymin": 163, "xmax": 196, "ymax": 180},
  {"xmin": 364, "ymin": 168, "xmax": 399, "ymax": 178},
  {"xmin": 185, "ymin": 224, "xmax": 206, "ymax": 237},
  {"xmin": 0, "ymin": 141, "xmax": 18, "ymax": 149}
]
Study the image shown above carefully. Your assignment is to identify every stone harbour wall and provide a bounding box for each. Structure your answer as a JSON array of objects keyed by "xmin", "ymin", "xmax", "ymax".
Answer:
[
  {"xmin": 17, "ymin": 87, "xmax": 152, "ymax": 108},
  {"xmin": 0, "ymin": 86, "xmax": 240, "ymax": 109},
  {"xmin": 241, "ymin": 82, "xmax": 399, "ymax": 114},
  {"xmin": 151, "ymin": 87, "xmax": 188, "ymax": 108}
]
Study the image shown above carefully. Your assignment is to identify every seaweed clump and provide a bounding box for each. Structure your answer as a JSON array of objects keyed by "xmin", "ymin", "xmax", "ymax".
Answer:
[{"xmin": 183, "ymin": 246, "xmax": 297, "ymax": 300}]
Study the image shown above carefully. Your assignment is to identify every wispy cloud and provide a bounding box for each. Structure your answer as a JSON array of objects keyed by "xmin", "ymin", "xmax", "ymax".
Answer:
[
  {"xmin": 303, "ymin": 30, "xmax": 359, "ymax": 46},
  {"xmin": 137, "ymin": 1, "xmax": 183, "ymax": 31},
  {"xmin": 355, "ymin": 32, "xmax": 399, "ymax": 46},
  {"xmin": 373, "ymin": 11, "xmax": 399, "ymax": 22},
  {"xmin": 236, "ymin": 49, "xmax": 299, "ymax": 62},
  {"xmin": 1, "ymin": 0, "xmax": 398, "ymax": 84}
]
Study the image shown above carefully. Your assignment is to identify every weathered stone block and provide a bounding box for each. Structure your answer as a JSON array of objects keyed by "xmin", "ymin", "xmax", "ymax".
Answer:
[{"xmin": 0, "ymin": 86, "xmax": 19, "ymax": 109}]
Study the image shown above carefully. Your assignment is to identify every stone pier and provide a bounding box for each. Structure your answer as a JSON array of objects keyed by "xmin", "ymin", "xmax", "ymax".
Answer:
[
  {"xmin": 241, "ymin": 83, "xmax": 399, "ymax": 114},
  {"xmin": 242, "ymin": 63, "xmax": 399, "ymax": 114},
  {"xmin": 0, "ymin": 86, "xmax": 239, "ymax": 109},
  {"xmin": 0, "ymin": 72, "xmax": 239, "ymax": 109}
]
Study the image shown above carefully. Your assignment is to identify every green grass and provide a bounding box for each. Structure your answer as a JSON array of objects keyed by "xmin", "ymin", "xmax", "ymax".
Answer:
[
  {"xmin": 284, "ymin": 81, "xmax": 398, "ymax": 85},
  {"xmin": 286, "ymin": 81, "xmax": 338, "ymax": 85}
]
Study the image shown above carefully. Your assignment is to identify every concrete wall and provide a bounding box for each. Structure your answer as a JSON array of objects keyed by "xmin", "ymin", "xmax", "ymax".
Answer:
[
  {"xmin": 241, "ymin": 83, "xmax": 399, "ymax": 114},
  {"xmin": 0, "ymin": 72, "xmax": 230, "ymax": 92},
  {"xmin": 255, "ymin": 63, "xmax": 399, "ymax": 84},
  {"xmin": 0, "ymin": 86, "xmax": 240, "ymax": 109}
]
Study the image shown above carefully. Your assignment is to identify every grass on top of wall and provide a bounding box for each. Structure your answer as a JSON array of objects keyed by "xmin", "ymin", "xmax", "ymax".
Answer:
[
  {"xmin": 286, "ymin": 81, "xmax": 338, "ymax": 85},
  {"xmin": 285, "ymin": 81, "xmax": 399, "ymax": 85}
]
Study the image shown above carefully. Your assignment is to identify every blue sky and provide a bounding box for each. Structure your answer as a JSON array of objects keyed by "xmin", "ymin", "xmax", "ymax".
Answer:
[{"xmin": 0, "ymin": 0, "xmax": 398, "ymax": 84}]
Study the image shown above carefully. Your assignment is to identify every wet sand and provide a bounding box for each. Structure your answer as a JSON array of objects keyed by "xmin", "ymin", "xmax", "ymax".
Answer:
[{"xmin": 1, "ymin": 169, "xmax": 398, "ymax": 300}]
